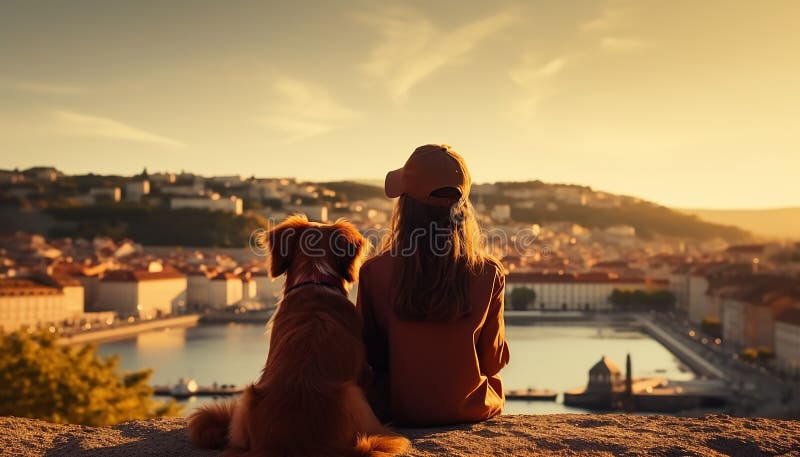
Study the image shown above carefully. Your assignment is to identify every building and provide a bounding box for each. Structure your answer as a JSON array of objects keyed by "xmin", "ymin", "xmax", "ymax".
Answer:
[
  {"xmin": 95, "ymin": 266, "xmax": 186, "ymax": 319},
  {"xmin": 563, "ymin": 355, "xmax": 629, "ymax": 410},
  {"xmin": 208, "ymin": 273, "xmax": 243, "ymax": 308},
  {"xmin": 721, "ymin": 297, "xmax": 773, "ymax": 349},
  {"xmin": 289, "ymin": 205, "xmax": 328, "ymax": 222},
  {"xmin": 170, "ymin": 195, "xmax": 243, "ymax": 215},
  {"xmin": 490, "ymin": 205, "xmax": 511, "ymax": 224},
  {"xmin": 124, "ymin": 180, "xmax": 150, "ymax": 202},
  {"xmin": 252, "ymin": 269, "xmax": 282, "ymax": 305},
  {"xmin": 687, "ymin": 272, "xmax": 710, "ymax": 324},
  {"xmin": 724, "ymin": 244, "xmax": 767, "ymax": 264},
  {"xmin": 774, "ymin": 308, "xmax": 800, "ymax": 376},
  {"xmin": 0, "ymin": 277, "xmax": 84, "ymax": 331},
  {"xmin": 506, "ymin": 271, "xmax": 666, "ymax": 311},
  {"xmin": 587, "ymin": 356, "xmax": 623, "ymax": 392},
  {"xmin": 161, "ymin": 183, "xmax": 203, "ymax": 196},
  {"xmin": 720, "ymin": 278, "xmax": 799, "ymax": 350},
  {"xmin": 241, "ymin": 272, "xmax": 256, "ymax": 301},
  {"xmin": 23, "ymin": 166, "xmax": 59, "ymax": 182},
  {"xmin": 186, "ymin": 270, "xmax": 214, "ymax": 309},
  {"xmin": 208, "ymin": 175, "xmax": 244, "ymax": 187},
  {"xmin": 89, "ymin": 187, "xmax": 122, "ymax": 203},
  {"xmin": 669, "ymin": 264, "xmax": 692, "ymax": 313}
]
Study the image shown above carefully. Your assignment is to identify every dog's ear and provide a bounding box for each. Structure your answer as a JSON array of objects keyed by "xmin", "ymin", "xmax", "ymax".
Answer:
[
  {"xmin": 331, "ymin": 219, "xmax": 370, "ymax": 283},
  {"xmin": 266, "ymin": 214, "xmax": 309, "ymax": 278}
]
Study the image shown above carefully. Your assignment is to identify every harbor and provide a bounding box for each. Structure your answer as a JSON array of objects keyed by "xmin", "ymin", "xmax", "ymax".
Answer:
[{"xmin": 562, "ymin": 354, "xmax": 728, "ymax": 413}]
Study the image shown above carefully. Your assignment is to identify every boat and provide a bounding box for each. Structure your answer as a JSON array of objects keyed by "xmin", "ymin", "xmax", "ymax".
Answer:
[
  {"xmin": 505, "ymin": 388, "xmax": 558, "ymax": 401},
  {"xmin": 153, "ymin": 379, "xmax": 245, "ymax": 398}
]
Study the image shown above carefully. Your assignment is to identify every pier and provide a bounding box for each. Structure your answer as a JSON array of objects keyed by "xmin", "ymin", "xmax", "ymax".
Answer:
[
  {"xmin": 505, "ymin": 389, "xmax": 558, "ymax": 401},
  {"xmin": 634, "ymin": 315, "xmax": 727, "ymax": 379}
]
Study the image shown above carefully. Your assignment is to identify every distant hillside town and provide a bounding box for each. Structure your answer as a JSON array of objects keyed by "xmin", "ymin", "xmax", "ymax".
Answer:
[{"xmin": 1, "ymin": 166, "xmax": 799, "ymax": 376}]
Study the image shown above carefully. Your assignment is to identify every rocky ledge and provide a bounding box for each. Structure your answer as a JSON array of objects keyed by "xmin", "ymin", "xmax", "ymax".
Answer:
[{"xmin": 1, "ymin": 414, "xmax": 798, "ymax": 456}]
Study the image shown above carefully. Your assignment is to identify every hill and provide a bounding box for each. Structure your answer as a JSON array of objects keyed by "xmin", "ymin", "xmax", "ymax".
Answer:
[{"xmin": 680, "ymin": 207, "xmax": 799, "ymax": 240}]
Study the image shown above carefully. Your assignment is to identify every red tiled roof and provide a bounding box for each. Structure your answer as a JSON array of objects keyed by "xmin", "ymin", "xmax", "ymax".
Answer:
[
  {"xmin": 0, "ymin": 278, "xmax": 62, "ymax": 297},
  {"xmin": 102, "ymin": 268, "xmax": 186, "ymax": 282},
  {"xmin": 212, "ymin": 272, "xmax": 240, "ymax": 281}
]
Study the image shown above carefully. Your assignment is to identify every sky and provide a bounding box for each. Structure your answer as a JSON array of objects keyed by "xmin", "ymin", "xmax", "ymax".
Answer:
[{"xmin": 1, "ymin": 0, "xmax": 799, "ymax": 209}]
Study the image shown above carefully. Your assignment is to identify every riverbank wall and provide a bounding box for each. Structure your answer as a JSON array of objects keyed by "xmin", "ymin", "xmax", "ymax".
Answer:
[{"xmin": 57, "ymin": 314, "xmax": 201, "ymax": 346}]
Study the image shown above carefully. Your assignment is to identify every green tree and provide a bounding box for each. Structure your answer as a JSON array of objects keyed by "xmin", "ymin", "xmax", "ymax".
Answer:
[
  {"xmin": 609, "ymin": 289, "xmax": 676, "ymax": 312},
  {"xmin": 0, "ymin": 330, "xmax": 181, "ymax": 425},
  {"xmin": 510, "ymin": 287, "xmax": 536, "ymax": 310}
]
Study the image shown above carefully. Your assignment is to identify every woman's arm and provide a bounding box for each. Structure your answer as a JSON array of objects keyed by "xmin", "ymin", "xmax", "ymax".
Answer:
[
  {"xmin": 356, "ymin": 270, "xmax": 388, "ymax": 374},
  {"xmin": 355, "ymin": 265, "xmax": 391, "ymax": 420},
  {"xmin": 477, "ymin": 272, "xmax": 510, "ymax": 376}
]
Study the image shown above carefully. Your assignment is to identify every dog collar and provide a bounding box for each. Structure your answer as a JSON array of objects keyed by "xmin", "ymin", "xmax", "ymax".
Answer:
[{"xmin": 284, "ymin": 274, "xmax": 346, "ymax": 297}]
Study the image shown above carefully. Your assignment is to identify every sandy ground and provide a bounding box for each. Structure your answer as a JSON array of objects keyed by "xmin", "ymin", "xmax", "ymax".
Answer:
[{"xmin": 1, "ymin": 414, "xmax": 798, "ymax": 456}]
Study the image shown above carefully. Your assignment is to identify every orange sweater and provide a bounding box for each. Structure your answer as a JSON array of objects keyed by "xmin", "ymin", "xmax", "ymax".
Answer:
[{"xmin": 356, "ymin": 253, "xmax": 510, "ymax": 426}]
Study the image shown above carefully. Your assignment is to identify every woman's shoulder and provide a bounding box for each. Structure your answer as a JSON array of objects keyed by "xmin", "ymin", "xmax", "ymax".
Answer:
[
  {"xmin": 475, "ymin": 256, "xmax": 504, "ymax": 282},
  {"xmin": 359, "ymin": 251, "xmax": 394, "ymax": 278}
]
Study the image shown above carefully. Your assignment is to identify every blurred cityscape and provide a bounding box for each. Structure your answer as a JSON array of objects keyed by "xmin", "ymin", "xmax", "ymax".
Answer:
[{"xmin": 1, "ymin": 166, "xmax": 799, "ymax": 417}]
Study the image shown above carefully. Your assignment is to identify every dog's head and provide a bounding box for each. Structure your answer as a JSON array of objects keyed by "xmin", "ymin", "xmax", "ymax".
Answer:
[{"xmin": 264, "ymin": 214, "xmax": 370, "ymax": 284}]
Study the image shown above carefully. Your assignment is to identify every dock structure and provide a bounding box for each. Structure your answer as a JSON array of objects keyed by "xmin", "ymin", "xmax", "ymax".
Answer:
[
  {"xmin": 563, "ymin": 354, "xmax": 729, "ymax": 413},
  {"xmin": 153, "ymin": 382, "xmax": 244, "ymax": 399},
  {"xmin": 505, "ymin": 389, "xmax": 558, "ymax": 401}
]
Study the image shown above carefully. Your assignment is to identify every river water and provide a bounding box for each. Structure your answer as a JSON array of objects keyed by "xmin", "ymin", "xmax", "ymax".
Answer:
[{"xmin": 97, "ymin": 322, "xmax": 695, "ymax": 415}]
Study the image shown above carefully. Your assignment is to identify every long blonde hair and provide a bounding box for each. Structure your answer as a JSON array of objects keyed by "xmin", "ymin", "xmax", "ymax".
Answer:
[{"xmin": 380, "ymin": 193, "xmax": 499, "ymax": 322}]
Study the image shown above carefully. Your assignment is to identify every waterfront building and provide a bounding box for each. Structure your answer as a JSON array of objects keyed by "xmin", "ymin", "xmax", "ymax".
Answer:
[
  {"xmin": 252, "ymin": 269, "xmax": 282, "ymax": 305},
  {"xmin": 0, "ymin": 277, "xmax": 84, "ymax": 331},
  {"xmin": 208, "ymin": 272, "xmax": 243, "ymax": 308},
  {"xmin": 186, "ymin": 270, "xmax": 214, "ymax": 309},
  {"xmin": 241, "ymin": 272, "xmax": 256, "ymax": 301},
  {"xmin": 506, "ymin": 271, "xmax": 665, "ymax": 310},
  {"xmin": 564, "ymin": 355, "xmax": 628, "ymax": 410},
  {"xmin": 775, "ymin": 308, "xmax": 800, "ymax": 376},
  {"xmin": 95, "ymin": 266, "xmax": 186, "ymax": 319},
  {"xmin": 587, "ymin": 356, "xmax": 624, "ymax": 392},
  {"xmin": 720, "ymin": 279, "xmax": 799, "ymax": 350}
]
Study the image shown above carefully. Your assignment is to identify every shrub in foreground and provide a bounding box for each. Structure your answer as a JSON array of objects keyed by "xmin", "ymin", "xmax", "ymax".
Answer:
[{"xmin": 0, "ymin": 329, "xmax": 181, "ymax": 425}]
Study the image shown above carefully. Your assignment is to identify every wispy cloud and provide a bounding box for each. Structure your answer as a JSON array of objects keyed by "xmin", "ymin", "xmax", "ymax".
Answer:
[
  {"xmin": 51, "ymin": 110, "xmax": 185, "ymax": 149},
  {"xmin": 509, "ymin": 54, "xmax": 571, "ymax": 116},
  {"xmin": 357, "ymin": 6, "xmax": 518, "ymax": 103},
  {"xmin": 600, "ymin": 37, "xmax": 648, "ymax": 53},
  {"xmin": 580, "ymin": 0, "xmax": 642, "ymax": 33},
  {"xmin": 256, "ymin": 76, "xmax": 358, "ymax": 143},
  {"xmin": 5, "ymin": 81, "xmax": 86, "ymax": 95}
]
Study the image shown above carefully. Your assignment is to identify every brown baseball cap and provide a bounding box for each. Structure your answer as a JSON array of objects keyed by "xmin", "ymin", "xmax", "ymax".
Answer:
[{"xmin": 385, "ymin": 144, "xmax": 471, "ymax": 207}]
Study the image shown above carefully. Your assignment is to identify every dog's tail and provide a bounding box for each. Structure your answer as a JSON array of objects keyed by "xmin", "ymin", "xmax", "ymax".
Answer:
[
  {"xmin": 351, "ymin": 434, "xmax": 411, "ymax": 457},
  {"xmin": 187, "ymin": 399, "xmax": 237, "ymax": 449}
]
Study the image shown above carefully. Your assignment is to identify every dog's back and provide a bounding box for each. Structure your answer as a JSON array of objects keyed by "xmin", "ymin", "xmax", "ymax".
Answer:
[
  {"xmin": 246, "ymin": 287, "xmax": 367, "ymax": 453},
  {"xmin": 189, "ymin": 215, "xmax": 409, "ymax": 456}
]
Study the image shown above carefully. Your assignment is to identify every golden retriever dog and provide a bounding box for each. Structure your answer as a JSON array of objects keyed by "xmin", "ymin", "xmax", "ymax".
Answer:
[{"xmin": 188, "ymin": 215, "xmax": 409, "ymax": 457}]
